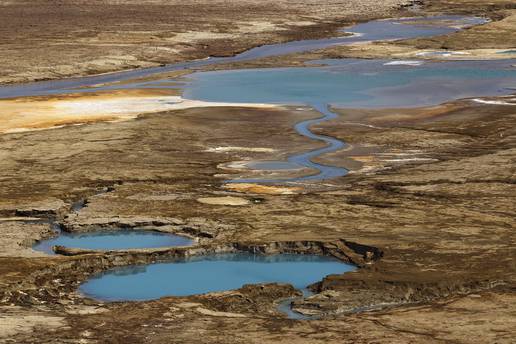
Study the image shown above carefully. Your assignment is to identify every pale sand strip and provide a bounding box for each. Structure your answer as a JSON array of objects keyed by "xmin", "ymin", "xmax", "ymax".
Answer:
[{"xmin": 0, "ymin": 90, "xmax": 277, "ymax": 134}]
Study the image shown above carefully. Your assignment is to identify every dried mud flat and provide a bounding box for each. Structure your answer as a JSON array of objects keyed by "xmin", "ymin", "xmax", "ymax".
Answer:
[{"xmin": 1, "ymin": 0, "xmax": 516, "ymax": 343}]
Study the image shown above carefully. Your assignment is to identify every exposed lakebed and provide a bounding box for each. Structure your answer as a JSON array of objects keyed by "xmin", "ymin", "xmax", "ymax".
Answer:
[
  {"xmin": 9, "ymin": 14, "xmax": 514, "ymax": 317},
  {"xmin": 0, "ymin": 15, "xmax": 486, "ymax": 99},
  {"xmin": 1, "ymin": 15, "xmax": 510, "ymax": 184}
]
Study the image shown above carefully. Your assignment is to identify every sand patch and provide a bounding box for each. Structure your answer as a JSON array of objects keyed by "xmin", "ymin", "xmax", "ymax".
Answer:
[
  {"xmin": 0, "ymin": 89, "xmax": 277, "ymax": 133},
  {"xmin": 0, "ymin": 307, "xmax": 65, "ymax": 339},
  {"xmin": 195, "ymin": 307, "xmax": 247, "ymax": 318},
  {"xmin": 196, "ymin": 196, "xmax": 250, "ymax": 206},
  {"xmin": 223, "ymin": 183, "xmax": 301, "ymax": 195},
  {"xmin": 0, "ymin": 221, "xmax": 52, "ymax": 258},
  {"xmin": 205, "ymin": 146, "xmax": 276, "ymax": 153},
  {"xmin": 323, "ymin": 41, "xmax": 516, "ymax": 61}
]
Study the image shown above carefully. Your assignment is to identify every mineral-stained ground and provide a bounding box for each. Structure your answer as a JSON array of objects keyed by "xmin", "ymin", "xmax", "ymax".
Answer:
[{"xmin": 0, "ymin": 0, "xmax": 515, "ymax": 343}]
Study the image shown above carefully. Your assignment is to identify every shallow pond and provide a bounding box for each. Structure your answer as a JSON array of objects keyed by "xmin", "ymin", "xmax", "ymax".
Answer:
[
  {"xmin": 33, "ymin": 229, "xmax": 194, "ymax": 255},
  {"xmin": 183, "ymin": 59, "xmax": 516, "ymax": 108},
  {"xmin": 10, "ymin": 13, "xmax": 504, "ymax": 316},
  {"xmin": 0, "ymin": 16, "xmax": 502, "ymax": 184},
  {"xmin": 80, "ymin": 253, "xmax": 354, "ymax": 301}
]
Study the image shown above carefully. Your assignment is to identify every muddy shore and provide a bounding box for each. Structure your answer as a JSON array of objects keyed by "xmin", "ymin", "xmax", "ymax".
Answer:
[{"xmin": 0, "ymin": 1, "xmax": 515, "ymax": 343}]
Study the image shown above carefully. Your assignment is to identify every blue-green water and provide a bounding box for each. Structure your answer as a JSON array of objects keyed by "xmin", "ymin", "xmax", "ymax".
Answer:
[
  {"xmin": 0, "ymin": 15, "xmax": 502, "ymax": 184},
  {"xmin": 33, "ymin": 229, "xmax": 194, "ymax": 255},
  {"xmin": 80, "ymin": 253, "xmax": 354, "ymax": 301},
  {"xmin": 183, "ymin": 59, "xmax": 516, "ymax": 108},
  {"xmin": 12, "ymin": 14, "xmax": 511, "ymax": 307}
]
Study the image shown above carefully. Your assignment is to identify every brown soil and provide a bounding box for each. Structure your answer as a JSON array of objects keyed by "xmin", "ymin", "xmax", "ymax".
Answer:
[{"xmin": 0, "ymin": 0, "xmax": 409, "ymax": 85}]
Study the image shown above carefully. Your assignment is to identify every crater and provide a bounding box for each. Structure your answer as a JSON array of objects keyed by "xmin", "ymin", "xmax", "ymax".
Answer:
[{"xmin": 79, "ymin": 253, "xmax": 355, "ymax": 302}]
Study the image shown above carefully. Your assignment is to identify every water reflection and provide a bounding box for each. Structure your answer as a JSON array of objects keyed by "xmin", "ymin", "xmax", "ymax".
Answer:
[
  {"xmin": 80, "ymin": 253, "xmax": 354, "ymax": 301},
  {"xmin": 33, "ymin": 229, "xmax": 194, "ymax": 255},
  {"xmin": 184, "ymin": 59, "xmax": 516, "ymax": 108},
  {"xmin": 183, "ymin": 59, "xmax": 515, "ymax": 182}
]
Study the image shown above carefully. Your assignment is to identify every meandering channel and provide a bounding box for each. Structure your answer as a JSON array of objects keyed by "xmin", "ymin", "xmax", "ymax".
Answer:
[{"xmin": 183, "ymin": 58, "xmax": 516, "ymax": 183}]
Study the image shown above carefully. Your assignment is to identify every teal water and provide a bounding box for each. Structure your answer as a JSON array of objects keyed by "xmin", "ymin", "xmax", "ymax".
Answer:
[
  {"xmin": 0, "ymin": 16, "xmax": 500, "ymax": 184},
  {"xmin": 33, "ymin": 229, "xmax": 194, "ymax": 255},
  {"xmin": 36, "ymin": 13, "xmax": 506, "ymax": 310},
  {"xmin": 183, "ymin": 59, "xmax": 516, "ymax": 108},
  {"xmin": 80, "ymin": 253, "xmax": 354, "ymax": 301}
]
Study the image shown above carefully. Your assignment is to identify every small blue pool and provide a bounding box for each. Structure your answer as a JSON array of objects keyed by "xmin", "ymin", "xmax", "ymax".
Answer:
[
  {"xmin": 33, "ymin": 229, "xmax": 194, "ymax": 254},
  {"xmin": 79, "ymin": 253, "xmax": 354, "ymax": 301}
]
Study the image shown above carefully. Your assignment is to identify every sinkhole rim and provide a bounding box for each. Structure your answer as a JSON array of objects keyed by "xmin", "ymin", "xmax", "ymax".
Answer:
[{"xmin": 78, "ymin": 252, "xmax": 357, "ymax": 302}]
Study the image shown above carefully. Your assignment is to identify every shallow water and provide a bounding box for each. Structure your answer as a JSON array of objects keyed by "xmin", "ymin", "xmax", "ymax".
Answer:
[
  {"xmin": 183, "ymin": 59, "xmax": 516, "ymax": 108},
  {"xmin": 80, "ymin": 253, "xmax": 354, "ymax": 301},
  {"xmin": 20, "ymin": 13, "xmax": 505, "ymax": 313},
  {"xmin": 246, "ymin": 161, "xmax": 303, "ymax": 170},
  {"xmin": 182, "ymin": 59, "xmax": 515, "ymax": 182},
  {"xmin": 276, "ymin": 288, "xmax": 315, "ymax": 320},
  {"xmin": 33, "ymin": 229, "xmax": 194, "ymax": 255},
  {"xmin": 0, "ymin": 15, "xmax": 509, "ymax": 184},
  {"xmin": 0, "ymin": 15, "xmax": 485, "ymax": 99},
  {"xmin": 0, "ymin": 16, "xmax": 496, "ymax": 184}
]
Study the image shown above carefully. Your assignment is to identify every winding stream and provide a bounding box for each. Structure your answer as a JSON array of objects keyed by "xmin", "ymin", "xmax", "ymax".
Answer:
[
  {"xmin": 3, "ymin": 15, "xmax": 510, "ymax": 185},
  {"xmin": 2, "ymin": 15, "xmax": 506, "ymax": 184}
]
